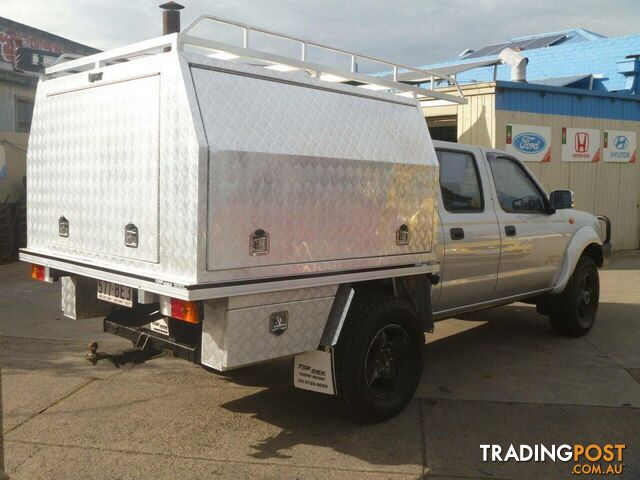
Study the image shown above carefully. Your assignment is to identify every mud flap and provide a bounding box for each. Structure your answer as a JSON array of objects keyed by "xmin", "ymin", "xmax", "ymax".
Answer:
[{"xmin": 293, "ymin": 348, "xmax": 336, "ymax": 395}]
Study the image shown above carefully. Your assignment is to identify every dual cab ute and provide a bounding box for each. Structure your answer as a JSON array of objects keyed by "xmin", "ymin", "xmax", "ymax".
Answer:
[
  {"xmin": 21, "ymin": 16, "xmax": 610, "ymax": 422},
  {"xmin": 432, "ymin": 141, "xmax": 610, "ymax": 337}
]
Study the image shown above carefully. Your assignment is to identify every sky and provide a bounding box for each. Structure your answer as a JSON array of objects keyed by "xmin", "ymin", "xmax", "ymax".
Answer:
[{"xmin": 1, "ymin": 0, "xmax": 639, "ymax": 67}]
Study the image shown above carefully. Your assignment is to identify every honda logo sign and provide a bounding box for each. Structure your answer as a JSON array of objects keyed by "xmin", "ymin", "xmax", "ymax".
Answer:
[
  {"xmin": 575, "ymin": 132, "xmax": 589, "ymax": 153},
  {"xmin": 562, "ymin": 127, "xmax": 600, "ymax": 162}
]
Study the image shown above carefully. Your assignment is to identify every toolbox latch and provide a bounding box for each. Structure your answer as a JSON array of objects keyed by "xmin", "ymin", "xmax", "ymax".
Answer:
[
  {"xmin": 88, "ymin": 72, "xmax": 103, "ymax": 82},
  {"xmin": 250, "ymin": 229, "xmax": 269, "ymax": 256}
]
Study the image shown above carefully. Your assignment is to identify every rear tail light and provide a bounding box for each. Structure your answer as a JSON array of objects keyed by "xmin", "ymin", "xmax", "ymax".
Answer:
[
  {"xmin": 170, "ymin": 298, "xmax": 200, "ymax": 324},
  {"xmin": 31, "ymin": 264, "xmax": 46, "ymax": 281}
]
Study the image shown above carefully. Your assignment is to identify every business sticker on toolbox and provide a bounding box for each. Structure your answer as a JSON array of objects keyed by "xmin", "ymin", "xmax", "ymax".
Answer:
[
  {"xmin": 562, "ymin": 127, "xmax": 601, "ymax": 162},
  {"xmin": 603, "ymin": 130, "xmax": 636, "ymax": 163},
  {"xmin": 294, "ymin": 349, "xmax": 336, "ymax": 395},
  {"xmin": 150, "ymin": 318, "xmax": 169, "ymax": 336},
  {"xmin": 506, "ymin": 124, "xmax": 551, "ymax": 162}
]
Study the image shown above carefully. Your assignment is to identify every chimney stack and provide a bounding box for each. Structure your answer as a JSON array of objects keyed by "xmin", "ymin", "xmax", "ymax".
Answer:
[{"xmin": 159, "ymin": 1, "xmax": 184, "ymax": 35}]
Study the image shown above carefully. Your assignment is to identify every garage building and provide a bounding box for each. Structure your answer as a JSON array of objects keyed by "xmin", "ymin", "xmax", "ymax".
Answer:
[
  {"xmin": 0, "ymin": 16, "xmax": 97, "ymax": 260},
  {"xmin": 419, "ymin": 30, "xmax": 640, "ymax": 250}
]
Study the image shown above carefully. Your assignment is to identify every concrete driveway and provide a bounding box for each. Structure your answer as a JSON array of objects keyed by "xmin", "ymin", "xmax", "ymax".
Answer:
[{"xmin": 2, "ymin": 252, "xmax": 639, "ymax": 479}]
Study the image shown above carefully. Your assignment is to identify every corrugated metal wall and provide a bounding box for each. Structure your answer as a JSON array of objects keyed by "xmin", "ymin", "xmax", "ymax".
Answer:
[
  {"xmin": 453, "ymin": 84, "xmax": 640, "ymax": 250},
  {"xmin": 0, "ymin": 132, "xmax": 28, "ymax": 203},
  {"xmin": 494, "ymin": 111, "xmax": 640, "ymax": 250},
  {"xmin": 0, "ymin": 80, "xmax": 35, "ymax": 133},
  {"xmin": 456, "ymin": 84, "xmax": 497, "ymax": 147},
  {"xmin": 0, "ymin": 81, "xmax": 33, "ymax": 205}
]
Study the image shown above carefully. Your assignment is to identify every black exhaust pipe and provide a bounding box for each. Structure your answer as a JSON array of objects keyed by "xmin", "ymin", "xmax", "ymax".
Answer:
[{"xmin": 160, "ymin": 1, "xmax": 184, "ymax": 35}]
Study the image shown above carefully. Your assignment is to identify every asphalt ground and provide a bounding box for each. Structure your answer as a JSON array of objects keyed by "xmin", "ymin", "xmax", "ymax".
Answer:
[{"xmin": 1, "ymin": 251, "xmax": 639, "ymax": 479}]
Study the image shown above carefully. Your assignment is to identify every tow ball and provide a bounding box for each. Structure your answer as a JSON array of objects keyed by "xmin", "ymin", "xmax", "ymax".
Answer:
[{"xmin": 85, "ymin": 340, "xmax": 160, "ymax": 368}]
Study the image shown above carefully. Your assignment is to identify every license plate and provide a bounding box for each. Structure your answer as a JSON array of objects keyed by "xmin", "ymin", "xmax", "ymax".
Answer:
[{"xmin": 97, "ymin": 280, "xmax": 133, "ymax": 307}]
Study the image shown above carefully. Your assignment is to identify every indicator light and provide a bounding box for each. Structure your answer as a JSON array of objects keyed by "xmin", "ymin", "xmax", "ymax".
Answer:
[
  {"xmin": 31, "ymin": 264, "xmax": 46, "ymax": 281},
  {"xmin": 170, "ymin": 298, "xmax": 200, "ymax": 324}
]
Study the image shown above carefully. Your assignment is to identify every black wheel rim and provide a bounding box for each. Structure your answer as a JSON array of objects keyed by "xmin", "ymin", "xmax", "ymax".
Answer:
[
  {"xmin": 576, "ymin": 272, "xmax": 596, "ymax": 328},
  {"xmin": 364, "ymin": 324, "xmax": 412, "ymax": 399}
]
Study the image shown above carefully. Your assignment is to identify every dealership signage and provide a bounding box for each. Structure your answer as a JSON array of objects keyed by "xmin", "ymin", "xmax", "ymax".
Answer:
[
  {"xmin": 603, "ymin": 130, "xmax": 636, "ymax": 163},
  {"xmin": 562, "ymin": 127, "xmax": 601, "ymax": 162},
  {"xmin": 0, "ymin": 29, "xmax": 63, "ymax": 65},
  {"xmin": 506, "ymin": 124, "xmax": 551, "ymax": 162}
]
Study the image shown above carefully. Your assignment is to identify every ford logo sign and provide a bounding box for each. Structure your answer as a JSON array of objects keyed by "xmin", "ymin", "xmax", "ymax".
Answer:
[
  {"xmin": 614, "ymin": 135, "xmax": 629, "ymax": 150},
  {"xmin": 513, "ymin": 133, "xmax": 546, "ymax": 154}
]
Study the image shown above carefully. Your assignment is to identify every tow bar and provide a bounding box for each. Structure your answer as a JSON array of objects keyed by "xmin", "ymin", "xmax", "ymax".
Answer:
[
  {"xmin": 85, "ymin": 339, "xmax": 161, "ymax": 368},
  {"xmin": 85, "ymin": 305, "xmax": 200, "ymax": 367}
]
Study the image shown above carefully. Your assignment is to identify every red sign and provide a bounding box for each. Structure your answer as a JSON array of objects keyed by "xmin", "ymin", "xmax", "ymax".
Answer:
[
  {"xmin": 561, "ymin": 128, "xmax": 600, "ymax": 162},
  {"xmin": 0, "ymin": 29, "xmax": 63, "ymax": 64},
  {"xmin": 575, "ymin": 132, "xmax": 589, "ymax": 153}
]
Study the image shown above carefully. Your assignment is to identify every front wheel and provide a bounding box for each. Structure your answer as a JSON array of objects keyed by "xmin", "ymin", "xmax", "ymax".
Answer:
[
  {"xmin": 333, "ymin": 294, "xmax": 425, "ymax": 422},
  {"xmin": 550, "ymin": 256, "xmax": 600, "ymax": 337}
]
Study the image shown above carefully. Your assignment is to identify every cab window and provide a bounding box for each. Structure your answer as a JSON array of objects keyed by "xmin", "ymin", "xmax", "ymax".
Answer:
[
  {"xmin": 488, "ymin": 156, "xmax": 546, "ymax": 213},
  {"xmin": 436, "ymin": 150, "xmax": 483, "ymax": 212}
]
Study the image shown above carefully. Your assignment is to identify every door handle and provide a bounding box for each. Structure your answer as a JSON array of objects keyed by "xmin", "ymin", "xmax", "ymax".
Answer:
[
  {"xmin": 505, "ymin": 225, "xmax": 517, "ymax": 237},
  {"xmin": 450, "ymin": 227, "xmax": 465, "ymax": 240}
]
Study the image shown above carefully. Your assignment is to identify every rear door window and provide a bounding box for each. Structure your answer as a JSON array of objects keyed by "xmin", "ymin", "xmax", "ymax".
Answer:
[{"xmin": 436, "ymin": 150, "xmax": 484, "ymax": 212}]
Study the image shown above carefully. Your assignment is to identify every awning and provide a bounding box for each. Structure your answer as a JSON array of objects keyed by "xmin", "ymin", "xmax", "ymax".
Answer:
[
  {"xmin": 528, "ymin": 74, "xmax": 593, "ymax": 87},
  {"xmin": 388, "ymin": 58, "xmax": 501, "ymax": 84}
]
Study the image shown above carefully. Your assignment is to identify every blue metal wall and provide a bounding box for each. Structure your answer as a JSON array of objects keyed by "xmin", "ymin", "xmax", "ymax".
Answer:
[{"xmin": 495, "ymin": 81, "xmax": 640, "ymax": 121}]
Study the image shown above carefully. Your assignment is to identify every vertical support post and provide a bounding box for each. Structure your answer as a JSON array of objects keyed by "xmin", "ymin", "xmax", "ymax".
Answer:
[
  {"xmin": 393, "ymin": 65, "xmax": 398, "ymax": 82},
  {"xmin": 350, "ymin": 54, "xmax": 356, "ymax": 73},
  {"xmin": 453, "ymin": 75, "xmax": 463, "ymax": 97},
  {"xmin": 243, "ymin": 28, "xmax": 249, "ymax": 49},
  {"xmin": 301, "ymin": 42, "xmax": 307, "ymax": 61},
  {"xmin": 493, "ymin": 64, "xmax": 498, "ymax": 81},
  {"xmin": 0, "ymin": 368, "xmax": 7, "ymax": 480}
]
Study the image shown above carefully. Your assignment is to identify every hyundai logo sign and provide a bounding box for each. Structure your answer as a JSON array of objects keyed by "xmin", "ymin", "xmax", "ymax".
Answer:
[
  {"xmin": 614, "ymin": 135, "xmax": 629, "ymax": 150},
  {"xmin": 512, "ymin": 133, "xmax": 546, "ymax": 154}
]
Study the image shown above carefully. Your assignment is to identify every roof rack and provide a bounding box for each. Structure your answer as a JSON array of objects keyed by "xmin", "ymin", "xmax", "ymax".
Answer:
[{"xmin": 46, "ymin": 15, "xmax": 466, "ymax": 104}]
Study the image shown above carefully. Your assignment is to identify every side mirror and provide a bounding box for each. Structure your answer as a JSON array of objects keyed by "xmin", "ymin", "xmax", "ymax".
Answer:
[{"xmin": 549, "ymin": 190, "xmax": 574, "ymax": 210}]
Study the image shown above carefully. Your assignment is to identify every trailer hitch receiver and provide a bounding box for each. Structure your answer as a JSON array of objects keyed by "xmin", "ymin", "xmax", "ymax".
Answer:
[
  {"xmin": 87, "ymin": 306, "xmax": 201, "ymax": 367},
  {"xmin": 85, "ymin": 339, "xmax": 161, "ymax": 368}
]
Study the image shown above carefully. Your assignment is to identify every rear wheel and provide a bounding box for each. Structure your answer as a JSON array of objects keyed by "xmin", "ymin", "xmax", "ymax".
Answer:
[
  {"xmin": 550, "ymin": 256, "xmax": 599, "ymax": 337},
  {"xmin": 333, "ymin": 294, "xmax": 425, "ymax": 422}
]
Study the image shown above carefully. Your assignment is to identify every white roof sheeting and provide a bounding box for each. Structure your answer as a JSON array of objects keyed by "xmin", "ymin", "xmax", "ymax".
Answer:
[
  {"xmin": 528, "ymin": 74, "xmax": 593, "ymax": 87},
  {"xmin": 391, "ymin": 58, "xmax": 501, "ymax": 84}
]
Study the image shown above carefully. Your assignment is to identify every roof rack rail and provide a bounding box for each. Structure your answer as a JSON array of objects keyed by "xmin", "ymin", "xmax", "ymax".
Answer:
[{"xmin": 46, "ymin": 15, "xmax": 466, "ymax": 104}]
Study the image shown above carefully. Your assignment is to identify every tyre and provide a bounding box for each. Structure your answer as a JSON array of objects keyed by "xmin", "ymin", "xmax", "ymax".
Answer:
[
  {"xmin": 333, "ymin": 294, "xmax": 425, "ymax": 422},
  {"xmin": 550, "ymin": 256, "xmax": 599, "ymax": 337}
]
